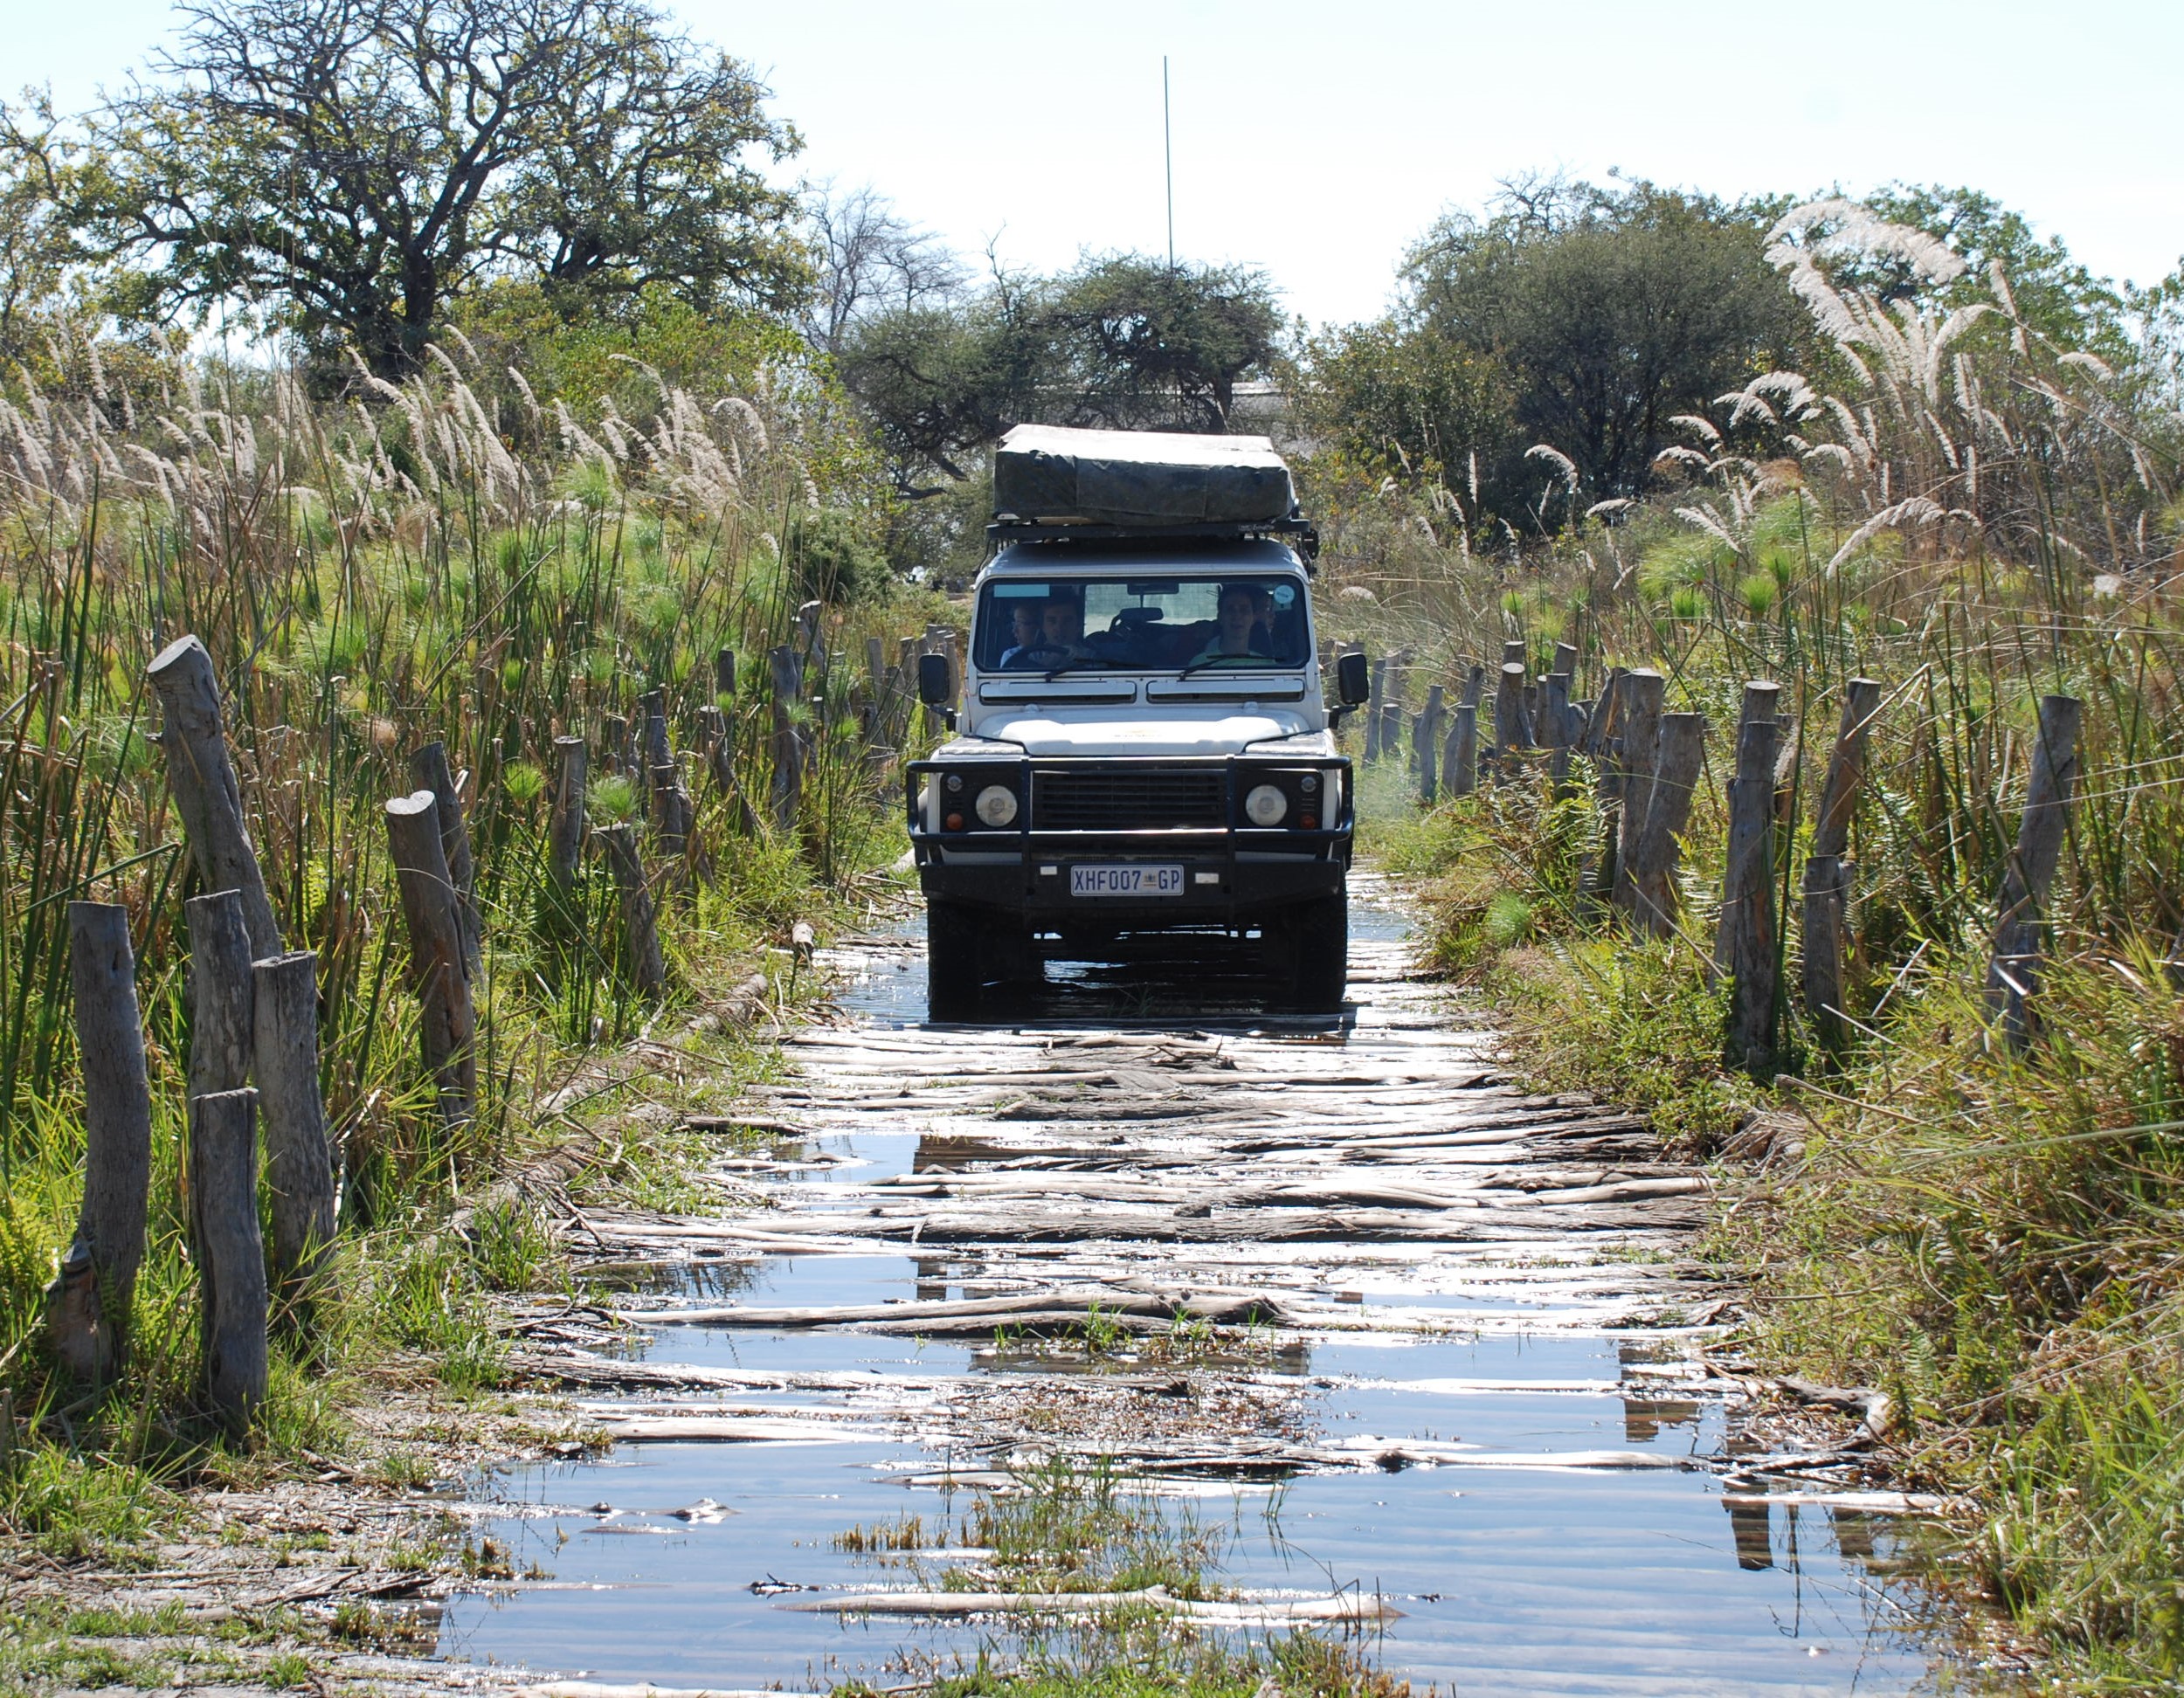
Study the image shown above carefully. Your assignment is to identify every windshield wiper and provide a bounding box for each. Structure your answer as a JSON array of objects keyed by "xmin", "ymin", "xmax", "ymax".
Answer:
[{"xmin": 1172, "ymin": 654, "xmax": 1274, "ymax": 681}]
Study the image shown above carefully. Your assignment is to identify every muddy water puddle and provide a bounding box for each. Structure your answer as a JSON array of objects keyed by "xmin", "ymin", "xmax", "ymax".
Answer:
[{"xmin": 440, "ymin": 887, "xmax": 1947, "ymax": 1695}]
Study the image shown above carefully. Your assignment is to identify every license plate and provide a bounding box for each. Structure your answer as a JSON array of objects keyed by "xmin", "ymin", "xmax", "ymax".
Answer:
[{"xmin": 1070, "ymin": 863, "xmax": 1185, "ymax": 897}]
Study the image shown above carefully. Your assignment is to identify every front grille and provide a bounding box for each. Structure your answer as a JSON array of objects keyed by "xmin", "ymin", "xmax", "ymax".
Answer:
[{"xmin": 1033, "ymin": 770, "xmax": 1227, "ymax": 831}]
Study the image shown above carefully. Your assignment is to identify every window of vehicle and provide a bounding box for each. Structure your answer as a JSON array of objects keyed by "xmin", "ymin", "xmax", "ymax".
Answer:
[{"xmin": 973, "ymin": 576, "xmax": 1310, "ymax": 673}]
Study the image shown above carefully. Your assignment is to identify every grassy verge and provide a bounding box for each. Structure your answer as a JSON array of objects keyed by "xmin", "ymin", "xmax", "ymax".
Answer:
[{"xmin": 0, "ymin": 338, "xmax": 932, "ymax": 1626}]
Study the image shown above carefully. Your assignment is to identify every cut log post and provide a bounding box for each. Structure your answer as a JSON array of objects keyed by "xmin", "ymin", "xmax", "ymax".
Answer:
[
  {"xmin": 598, "ymin": 823, "xmax": 668, "ymax": 997},
  {"xmin": 1717, "ymin": 712, "xmax": 1785, "ymax": 1075},
  {"xmin": 547, "ymin": 735, "xmax": 587, "ymax": 894},
  {"xmin": 1363, "ymin": 661, "xmax": 1386, "ymax": 762},
  {"xmin": 1610, "ymin": 671, "xmax": 1666, "ymax": 920},
  {"xmin": 651, "ymin": 760, "xmax": 702, "ymax": 887},
  {"xmin": 407, "ymin": 742, "xmax": 480, "ymax": 972},
  {"xmin": 1985, "ymin": 694, "xmax": 2084, "ymax": 1050},
  {"xmin": 1542, "ymin": 673, "xmax": 1573, "ymax": 800},
  {"xmin": 697, "ymin": 705, "xmax": 735, "ymax": 795},
  {"xmin": 1444, "ymin": 703, "xmax": 1478, "ymax": 798},
  {"xmin": 713, "ymin": 648, "xmax": 737, "ymax": 700},
  {"xmin": 601, "ymin": 714, "xmax": 628, "ymax": 777},
  {"xmin": 384, "ymin": 791, "xmax": 476, "ymax": 1126},
  {"xmin": 184, "ymin": 889, "xmax": 254, "ymax": 1101},
  {"xmin": 768, "ymin": 645, "xmax": 807, "ymax": 835},
  {"xmin": 1809, "ymin": 679, "xmax": 1884, "ymax": 861},
  {"xmin": 1457, "ymin": 662, "xmax": 1486, "ymax": 711},
  {"xmin": 1417, "ymin": 685, "xmax": 1445, "ymax": 804},
  {"xmin": 189, "ymin": 1087, "xmax": 269, "ymax": 1432},
  {"xmin": 637, "ymin": 689, "xmax": 673, "ymax": 773},
  {"xmin": 48, "ymin": 902, "xmax": 153, "ymax": 1384},
  {"xmin": 252, "ymin": 950, "xmax": 336, "ymax": 1294},
  {"xmin": 148, "ymin": 635, "xmax": 280, "ymax": 958},
  {"xmin": 1552, "ymin": 641, "xmax": 1579, "ymax": 680},
  {"xmin": 1502, "ymin": 639, "xmax": 1528, "ymax": 670},
  {"xmin": 1625, "ymin": 712, "xmax": 1706, "ymax": 939},
  {"xmin": 1800, "ymin": 679, "xmax": 1883, "ymax": 1053},
  {"xmin": 1577, "ymin": 669, "xmax": 1630, "ymax": 921},
  {"xmin": 1379, "ymin": 655, "xmax": 1408, "ymax": 764},
  {"xmin": 1800, "ymin": 855, "xmax": 1856, "ymax": 1054},
  {"xmin": 1492, "ymin": 662, "xmax": 1531, "ymax": 780}
]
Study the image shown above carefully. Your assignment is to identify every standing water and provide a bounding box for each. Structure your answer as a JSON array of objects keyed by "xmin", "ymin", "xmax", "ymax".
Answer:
[{"xmin": 439, "ymin": 881, "xmax": 1949, "ymax": 1695}]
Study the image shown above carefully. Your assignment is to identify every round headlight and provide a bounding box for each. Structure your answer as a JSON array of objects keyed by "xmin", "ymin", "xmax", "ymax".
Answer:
[
  {"xmin": 1244, "ymin": 783, "xmax": 1289, "ymax": 826},
  {"xmin": 974, "ymin": 784, "xmax": 1019, "ymax": 827}
]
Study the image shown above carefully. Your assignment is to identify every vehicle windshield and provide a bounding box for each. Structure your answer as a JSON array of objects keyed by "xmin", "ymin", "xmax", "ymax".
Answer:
[{"xmin": 972, "ymin": 576, "xmax": 1310, "ymax": 673}]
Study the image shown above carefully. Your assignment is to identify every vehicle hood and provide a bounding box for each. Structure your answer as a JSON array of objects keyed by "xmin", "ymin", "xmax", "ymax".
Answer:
[{"xmin": 960, "ymin": 708, "xmax": 1316, "ymax": 757}]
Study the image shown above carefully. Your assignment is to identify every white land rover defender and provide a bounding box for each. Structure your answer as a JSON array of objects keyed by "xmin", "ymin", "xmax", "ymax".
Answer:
[{"xmin": 908, "ymin": 426, "xmax": 1372, "ymax": 1021}]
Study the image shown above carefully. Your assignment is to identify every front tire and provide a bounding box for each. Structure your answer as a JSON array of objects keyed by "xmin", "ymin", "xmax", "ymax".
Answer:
[
  {"xmin": 926, "ymin": 899, "xmax": 984, "ymax": 1021},
  {"xmin": 1276, "ymin": 894, "xmax": 1348, "ymax": 1013}
]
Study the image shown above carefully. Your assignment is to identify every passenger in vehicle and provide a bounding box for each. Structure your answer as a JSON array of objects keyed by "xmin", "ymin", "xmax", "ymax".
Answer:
[
  {"xmin": 1040, "ymin": 595, "xmax": 1093, "ymax": 659},
  {"xmin": 1187, "ymin": 583, "xmax": 1275, "ymax": 666},
  {"xmin": 999, "ymin": 601, "xmax": 1047, "ymax": 668}
]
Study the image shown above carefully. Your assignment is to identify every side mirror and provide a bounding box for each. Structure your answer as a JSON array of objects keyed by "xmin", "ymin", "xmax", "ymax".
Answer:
[
  {"xmin": 916, "ymin": 652, "xmax": 955, "ymax": 708},
  {"xmin": 1336, "ymin": 650, "xmax": 1372, "ymax": 707}
]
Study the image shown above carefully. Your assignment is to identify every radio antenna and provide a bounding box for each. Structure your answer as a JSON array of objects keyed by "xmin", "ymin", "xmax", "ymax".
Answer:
[{"xmin": 1163, "ymin": 55, "xmax": 1175, "ymax": 270}]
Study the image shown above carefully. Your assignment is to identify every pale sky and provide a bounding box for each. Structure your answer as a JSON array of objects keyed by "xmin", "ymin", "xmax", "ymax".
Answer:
[{"xmin": 15, "ymin": 0, "xmax": 2184, "ymax": 328}]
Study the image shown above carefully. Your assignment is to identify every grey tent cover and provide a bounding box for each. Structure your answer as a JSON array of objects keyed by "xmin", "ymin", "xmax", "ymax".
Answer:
[{"xmin": 992, "ymin": 425, "xmax": 1295, "ymax": 528}]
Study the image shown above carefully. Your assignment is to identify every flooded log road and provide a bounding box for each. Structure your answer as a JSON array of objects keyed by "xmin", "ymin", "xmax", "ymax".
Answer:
[{"xmin": 444, "ymin": 879, "xmax": 1944, "ymax": 1695}]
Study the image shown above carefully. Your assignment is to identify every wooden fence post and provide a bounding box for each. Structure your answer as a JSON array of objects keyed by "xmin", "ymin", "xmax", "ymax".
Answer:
[
  {"xmin": 1542, "ymin": 673, "xmax": 1573, "ymax": 800},
  {"xmin": 548, "ymin": 735, "xmax": 587, "ymax": 894},
  {"xmin": 1985, "ymin": 694, "xmax": 2083, "ymax": 1050},
  {"xmin": 1443, "ymin": 703, "xmax": 1478, "ymax": 798},
  {"xmin": 651, "ymin": 761, "xmax": 700, "ymax": 885},
  {"xmin": 601, "ymin": 714, "xmax": 628, "ymax": 777},
  {"xmin": 714, "ymin": 648, "xmax": 737, "ymax": 700},
  {"xmin": 1416, "ymin": 685, "xmax": 1445, "ymax": 804},
  {"xmin": 1626, "ymin": 712, "xmax": 1706, "ymax": 938},
  {"xmin": 767, "ymin": 645, "xmax": 808, "ymax": 835},
  {"xmin": 1363, "ymin": 660, "xmax": 1386, "ymax": 762},
  {"xmin": 48, "ymin": 902, "xmax": 152, "ymax": 1384},
  {"xmin": 1609, "ymin": 671, "xmax": 1666, "ymax": 920},
  {"xmin": 597, "ymin": 823, "xmax": 668, "ymax": 997},
  {"xmin": 408, "ymin": 742, "xmax": 480, "ymax": 972},
  {"xmin": 148, "ymin": 635, "xmax": 280, "ymax": 958},
  {"xmin": 384, "ymin": 791, "xmax": 477, "ymax": 1125},
  {"xmin": 190, "ymin": 1087, "xmax": 268, "ymax": 1431},
  {"xmin": 1578, "ymin": 668, "xmax": 1629, "ymax": 920},
  {"xmin": 1492, "ymin": 661, "xmax": 1532, "ymax": 780},
  {"xmin": 637, "ymin": 689, "xmax": 672, "ymax": 773},
  {"xmin": 185, "ymin": 889, "xmax": 254, "ymax": 1101},
  {"xmin": 1717, "ymin": 711, "xmax": 1784, "ymax": 1074},
  {"xmin": 1801, "ymin": 679, "xmax": 1883, "ymax": 1053},
  {"xmin": 252, "ymin": 950, "xmax": 336, "ymax": 1294}
]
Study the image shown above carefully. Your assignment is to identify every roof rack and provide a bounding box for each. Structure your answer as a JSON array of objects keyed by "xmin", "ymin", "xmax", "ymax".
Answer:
[{"xmin": 985, "ymin": 514, "xmax": 1320, "ymax": 566}]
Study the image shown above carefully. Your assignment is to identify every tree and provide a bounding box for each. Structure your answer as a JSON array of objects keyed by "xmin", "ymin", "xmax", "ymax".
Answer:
[
  {"xmin": 0, "ymin": 90, "xmax": 97, "ymax": 366},
  {"xmin": 835, "ymin": 253, "xmax": 1284, "ymax": 494},
  {"xmin": 1400, "ymin": 177, "xmax": 1806, "ymax": 512},
  {"xmin": 91, "ymin": 0, "xmax": 807, "ymax": 380},
  {"xmin": 802, "ymin": 183, "xmax": 967, "ymax": 356}
]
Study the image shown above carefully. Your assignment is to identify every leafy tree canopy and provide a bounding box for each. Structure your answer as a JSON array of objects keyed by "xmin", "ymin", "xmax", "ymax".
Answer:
[
  {"xmin": 1396, "ymin": 176, "xmax": 1807, "ymax": 517},
  {"xmin": 88, "ymin": 0, "xmax": 809, "ymax": 381},
  {"xmin": 836, "ymin": 253, "xmax": 1283, "ymax": 494}
]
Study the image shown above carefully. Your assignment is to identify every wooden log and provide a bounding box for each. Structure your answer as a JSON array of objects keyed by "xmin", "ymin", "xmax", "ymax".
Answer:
[
  {"xmin": 184, "ymin": 889, "xmax": 254, "ymax": 1101},
  {"xmin": 696, "ymin": 705, "xmax": 734, "ymax": 794},
  {"xmin": 547, "ymin": 735, "xmax": 587, "ymax": 894},
  {"xmin": 1444, "ymin": 702, "xmax": 1478, "ymax": 798},
  {"xmin": 1800, "ymin": 855, "xmax": 1855, "ymax": 1054},
  {"xmin": 384, "ymin": 790, "xmax": 477, "ymax": 1125},
  {"xmin": 1502, "ymin": 639, "xmax": 1528, "ymax": 670},
  {"xmin": 713, "ymin": 648, "xmax": 737, "ymax": 699},
  {"xmin": 48, "ymin": 902, "xmax": 153, "ymax": 1384},
  {"xmin": 1492, "ymin": 662, "xmax": 1531, "ymax": 780},
  {"xmin": 1552, "ymin": 640, "xmax": 1579, "ymax": 680},
  {"xmin": 1809, "ymin": 679, "xmax": 1884, "ymax": 860},
  {"xmin": 650, "ymin": 760, "xmax": 701, "ymax": 887},
  {"xmin": 1417, "ymin": 685, "xmax": 1445, "ymax": 804},
  {"xmin": 1625, "ymin": 712, "xmax": 1706, "ymax": 938},
  {"xmin": 1609, "ymin": 670, "xmax": 1666, "ymax": 919},
  {"xmin": 767, "ymin": 644, "xmax": 806, "ymax": 834},
  {"xmin": 601, "ymin": 714, "xmax": 628, "ymax": 777},
  {"xmin": 252, "ymin": 950, "xmax": 336, "ymax": 1292},
  {"xmin": 148, "ymin": 635, "xmax": 280, "ymax": 958},
  {"xmin": 1985, "ymin": 694, "xmax": 2083, "ymax": 1050},
  {"xmin": 1363, "ymin": 660, "xmax": 1386, "ymax": 762},
  {"xmin": 189, "ymin": 1087, "xmax": 269, "ymax": 1431},
  {"xmin": 637, "ymin": 688, "xmax": 673, "ymax": 773},
  {"xmin": 598, "ymin": 823, "xmax": 668, "ymax": 997},
  {"xmin": 1717, "ymin": 713, "xmax": 1784, "ymax": 1073},
  {"xmin": 407, "ymin": 742, "xmax": 480, "ymax": 971},
  {"xmin": 1542, "ymin": 673, "xmax": 1573, "ymax": 799}
]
